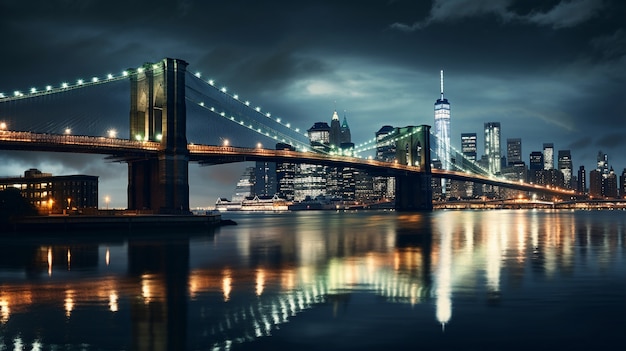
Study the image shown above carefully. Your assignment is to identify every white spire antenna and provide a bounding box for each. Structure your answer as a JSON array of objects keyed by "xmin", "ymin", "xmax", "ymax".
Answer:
[{"xmin": 440, "ymin": 69, "xmax": 444, "ymax": 100}]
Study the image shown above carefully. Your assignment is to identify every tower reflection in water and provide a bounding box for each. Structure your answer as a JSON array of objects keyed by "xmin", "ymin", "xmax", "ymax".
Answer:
[{"xmin": 0, "ymin": 210, "xmax": 623, "ymax": 350}]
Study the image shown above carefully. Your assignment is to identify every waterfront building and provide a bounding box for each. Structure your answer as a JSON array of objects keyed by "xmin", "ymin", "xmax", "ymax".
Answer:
[
  {"xmin": 577, "ymin": 166, "xmax": 587, "ymax": 194},
  {"xmin": 507, "ymin": 138, "xmax": 522, "ymax": 166},
  {"xmin": 0, "ymin": 168, "xmax": 98, "ymax": 213},
  {"xmin": 557, "ymin": 150, "xmax": 573, "ymax": 189},
  {"xmin": 434, "ymin": 70, "xmax": 451, "ymax": 194},
  {"xmin": 543, "ymin": 143, "xmax": 554, "ymax": 170},
  {"xmin": 484, "ymin": 122, "xmax": 501, "ymax": 175}
]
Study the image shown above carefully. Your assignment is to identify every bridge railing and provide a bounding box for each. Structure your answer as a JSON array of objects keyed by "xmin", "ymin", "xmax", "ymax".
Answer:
[{"xmin": 0, "ymin": 130, "xmax": 160, "ymax": 151}]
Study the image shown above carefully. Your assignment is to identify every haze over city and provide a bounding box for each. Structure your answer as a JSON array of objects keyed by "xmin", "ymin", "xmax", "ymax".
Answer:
[{"xmin": 1, "ymin": 0, "xmax": 624, "ymax": 208}]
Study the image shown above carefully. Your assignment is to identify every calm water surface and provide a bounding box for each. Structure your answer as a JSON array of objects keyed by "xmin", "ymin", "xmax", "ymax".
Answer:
[{"xmin": 0, "ymin": 210, "xmax": 624, "ymax": 350}]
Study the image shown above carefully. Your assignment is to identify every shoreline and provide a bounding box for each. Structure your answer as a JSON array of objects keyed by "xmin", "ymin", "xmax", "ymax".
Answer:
[{"xmin": 2, "ymin": 213, "xmax": 225, "ymax": 234}]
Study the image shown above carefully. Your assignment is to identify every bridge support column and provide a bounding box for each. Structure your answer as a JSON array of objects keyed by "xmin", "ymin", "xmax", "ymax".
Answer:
[
  {"xmin": 395, "ymin": 174, "xmax": 433, "ymax": 211},
  {"xmin": 128, "ymin": 58, "xmax": 190, "ymax": 214},
  {"xmin": 393, "ymin": 125, "xmax": 433, "ymax": 211}
]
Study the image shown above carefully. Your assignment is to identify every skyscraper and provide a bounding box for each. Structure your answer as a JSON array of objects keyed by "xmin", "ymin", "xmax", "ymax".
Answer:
[
  {"xmin": 340, "ymin": 114, "xmax": 351, "ymax": 145},
  {"xmin": 434, "ymin": 70, "xmax": 451, "ymax": 195},
  {"xmin": 307, "ymin": 122, "xmax": 330, "ymax": 152},
  {"xmin": 329, "ymin": 110, "xmax": 342, "ymax": 148},
  {"xmin": 557, "ymin": 150, "xmax": 573, "ymax": 189},
  {"xmin": 529, "ymin": 151, "xmax": 544, "ymax": 184},
  {"xmin": 434, "ymin": 70, "xmax": 451, "ymax": 170},
  {"xmin": 254, "ymin": 161, "xmax": 276, "ymax": 196},
  {"xmin": 484, "ymin": 122, "xmax": 501, "ymax": 174},
  {"xmin": 597, "ymin": 151, "xmax": 609, "ymax": 176},
  {"xmin": 461, "ymin": 133, "xmax": 477, "ymax": 162},
  {"xmin": 276, "ymin": 143, "xmax": 296, "ymax": 201},
  {"xmin": 507, "ymin": 138, "xmax": 522, "ymax": 166},
  {"xmin": 619, "ymin": 168, "xmax": 626, "ymax": 199},
  {"xmin": 543, "ymin": 143, "xmax": 554, "ymax": 170},
  {"xmin": 577, "ymin": 165, "xmax": 587, "ymax": 194}
]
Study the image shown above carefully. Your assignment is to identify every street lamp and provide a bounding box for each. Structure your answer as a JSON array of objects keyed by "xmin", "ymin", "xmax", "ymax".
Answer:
[
  {"xmin": 223, "ymin": 139, "xmax": 229, "ymax": 146},
  {"xmin": 105, "ymin": 196, "xmax": 110, "ymax": 210},
  {"xmin": 67, "ymin": 198, "xmax": 72, "ymax": 211},
  {"xmin": 107, "ymin": 129, "xmax": 117, "ymax": 138},
  {"xmin": 0, "ymin": 122, "xmax": 6, "ymax": 130}
]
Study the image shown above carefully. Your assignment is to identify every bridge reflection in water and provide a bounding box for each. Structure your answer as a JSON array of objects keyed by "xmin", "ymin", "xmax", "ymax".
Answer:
[{"xmin": 0, "ymin": 210, "xmax": 624, "ymax": 350}]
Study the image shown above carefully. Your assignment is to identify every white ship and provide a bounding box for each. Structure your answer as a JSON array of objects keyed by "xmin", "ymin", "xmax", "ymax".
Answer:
[
  {"xmin": 240, "ymin": 194, "xmax": 289, "ymax": 211},
  {"xmin": 215, "ymin": 194, "xmax": 289, "ymax": 212},
  {"xmin": 214, "ymin": 197, "xmax": 242, "ymax": 211}
]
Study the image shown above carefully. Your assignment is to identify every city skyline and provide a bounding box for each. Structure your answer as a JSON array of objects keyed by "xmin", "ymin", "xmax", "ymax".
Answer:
[{"xmin": 0, "ymin": 0, "xmax": 624, "ymax": 207}]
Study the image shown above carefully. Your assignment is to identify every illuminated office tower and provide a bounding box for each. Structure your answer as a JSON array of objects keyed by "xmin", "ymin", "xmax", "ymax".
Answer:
[
  {"xmin": 507, "ymin": 138, "xmax": 522, "ymax": 166},
  {"xmin": 434, "ymin": 70, "xmax": 451, "ymax": 193},
  {"xmin": 543, "ymin": 143, "xmax": 554, "ymax": 170},
  {"xmin": 484, "ymin": 122, "xmax": 501, "ymax": 174},
  {"xmin": 276, "ymin": 143, "xmax": 296, "ymax": 201},
  {"xmin": 434, "ymin": 70, "xmax": 451, "ymax": 168},
  {"xmin": 461, "ymin": 133, "xmax": 477, "ymax": 162},
  {"xmin": 557, "ymin": 150, "xmax": 572, "ymax": 189},
  {"xmin": 460, "ymin": 133, "xmax": 478, "ymax": 197}
]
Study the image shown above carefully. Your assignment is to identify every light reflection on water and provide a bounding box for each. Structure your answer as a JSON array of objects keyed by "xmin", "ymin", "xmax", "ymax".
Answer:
[{"xmin": 0, "ymin": 210, "xmax": 624, "ymax": 350}]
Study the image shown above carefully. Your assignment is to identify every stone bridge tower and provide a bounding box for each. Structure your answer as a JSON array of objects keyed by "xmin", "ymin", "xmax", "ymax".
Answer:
[
  {"xmin": 127, "ymin": 58, "xmax": 189, "ymax": 214},
  {"xmin": 394, "ymin": 125, "xmax": 433, "ymax": 211}
]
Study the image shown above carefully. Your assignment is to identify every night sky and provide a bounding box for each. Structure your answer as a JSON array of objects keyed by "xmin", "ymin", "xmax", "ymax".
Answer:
[{"xmin": 1, "ymin": 0, "xmax": 624, "ymax": 208}]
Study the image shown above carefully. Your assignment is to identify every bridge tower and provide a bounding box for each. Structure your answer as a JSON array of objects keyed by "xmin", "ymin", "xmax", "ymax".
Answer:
[
  {"xmin": 394, "ymin": 125, "xmax": 433, "ymax": 211},
  {"xmin": 127, "ymin": 58, "xmax": 189, "ymax": 214}
]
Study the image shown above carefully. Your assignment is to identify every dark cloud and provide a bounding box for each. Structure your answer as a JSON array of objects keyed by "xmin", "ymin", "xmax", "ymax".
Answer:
[
  {"xmin": 596, "ymin": 133, "xmax": 625, "ymax": 148},
  {"xmin": 390, "ymin": 0, "xmax": 608, "ymax": 31}
]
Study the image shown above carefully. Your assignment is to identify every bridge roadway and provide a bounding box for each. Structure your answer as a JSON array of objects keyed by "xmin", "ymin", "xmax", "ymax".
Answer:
[{"xmin": 0, "ymin": 130, "xmax": 578, "ymax": 197}]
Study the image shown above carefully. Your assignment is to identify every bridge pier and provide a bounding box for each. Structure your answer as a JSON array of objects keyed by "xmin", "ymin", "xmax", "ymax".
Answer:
[
  {"xmin": 393, "ymin": 125, "xmax": 433, "ymax": 211},
  {"xmin": 127, "ymin": 58, "xmax": 190, "ymax": 214}
]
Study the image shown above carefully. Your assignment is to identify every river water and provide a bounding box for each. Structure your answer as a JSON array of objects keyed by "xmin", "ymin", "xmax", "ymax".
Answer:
[{"xmin": 0, "ymin": 210, "xmax": 624, "ymax": 350}]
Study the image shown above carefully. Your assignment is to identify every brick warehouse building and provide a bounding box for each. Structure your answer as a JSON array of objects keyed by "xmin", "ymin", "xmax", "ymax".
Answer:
[{"xmin": 0, "ymin": 169, "xmax": 98, "ymax": 213}]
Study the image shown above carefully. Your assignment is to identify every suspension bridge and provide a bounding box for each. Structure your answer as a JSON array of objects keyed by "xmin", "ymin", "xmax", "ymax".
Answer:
[{"xmin": 0, "ymin": 58, "xmax": 577, "ymax": 212}]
